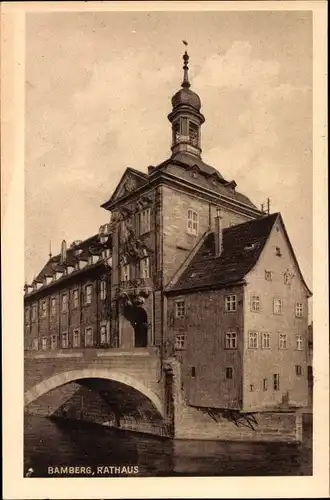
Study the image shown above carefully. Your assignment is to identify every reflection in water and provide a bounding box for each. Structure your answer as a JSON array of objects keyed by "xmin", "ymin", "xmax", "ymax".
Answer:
[{"xmin": 24, "ymin": 415, "xmax": 312, "ymax": 477}]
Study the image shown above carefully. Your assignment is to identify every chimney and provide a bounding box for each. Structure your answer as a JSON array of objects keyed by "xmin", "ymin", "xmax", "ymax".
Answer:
[
  {"xmin": 215, "ymin": 208, "xmax": 223, "ymax": 257},
  {"xmin": 60, "ymin": 240, "xmax": 67, "ymax": 264}
]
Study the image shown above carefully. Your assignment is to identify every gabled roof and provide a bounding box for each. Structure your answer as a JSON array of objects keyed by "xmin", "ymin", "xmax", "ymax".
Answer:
[
  {"xmin": 167, "ymin": 214, "xmax": 278, "ymax": 293},
  {"xmin": 101, "ymin": 167, "xmax": 149, "ymax": 209},
  {"xmin": 167, "ymin": 213, "xmax": 312, "ymax": 295}
]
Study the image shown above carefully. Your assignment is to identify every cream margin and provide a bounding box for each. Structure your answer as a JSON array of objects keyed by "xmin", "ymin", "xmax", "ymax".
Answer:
[{"xmin": 1, "ymin": 1, "xmax": 328, "ymax": 499}]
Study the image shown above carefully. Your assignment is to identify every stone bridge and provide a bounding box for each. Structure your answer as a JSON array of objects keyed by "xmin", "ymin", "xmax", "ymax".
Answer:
[{"xmin": 24, "ymin": 347, "xmax": 171, "ymax": 436}]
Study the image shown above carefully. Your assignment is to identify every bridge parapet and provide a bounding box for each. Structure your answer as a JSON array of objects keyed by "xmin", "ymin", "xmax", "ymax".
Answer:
[{"xmin": 24, "ymin": 347, "xmax": 162, "ymax": 398}]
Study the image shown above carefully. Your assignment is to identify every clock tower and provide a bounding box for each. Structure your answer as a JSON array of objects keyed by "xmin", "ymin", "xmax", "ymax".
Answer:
[{"xmin": 168, "ymin": 51, "xmax": 205, "ymax": 158}]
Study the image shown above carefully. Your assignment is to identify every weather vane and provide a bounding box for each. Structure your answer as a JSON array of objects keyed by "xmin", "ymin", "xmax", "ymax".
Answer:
[{"xmin": 182, "ymin": 40, "xmax": 188, "ymax": 46}]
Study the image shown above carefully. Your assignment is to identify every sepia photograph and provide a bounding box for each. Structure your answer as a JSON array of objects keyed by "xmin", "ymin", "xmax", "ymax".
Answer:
[{"xmin": 1, "ymin": 1, "xmax": 328, "ymax": 498}]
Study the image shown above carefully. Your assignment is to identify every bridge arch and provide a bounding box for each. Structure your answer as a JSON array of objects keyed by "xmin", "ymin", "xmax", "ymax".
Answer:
[{"xmin": 24, "ymin": 368, "xmax": 164, "ymax": 417}]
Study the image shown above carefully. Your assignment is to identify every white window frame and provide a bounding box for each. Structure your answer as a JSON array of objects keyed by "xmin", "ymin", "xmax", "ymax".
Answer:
[
  {"xmin": 273, "ymin": 298, "xmax": 283, "ymax": 315},
  {"xmin": 263, "ymin": 378, "xmax": 268, "ymax": 391},
  {"xmin": 187, "ymin": 209, "xmax": 198, "ymax": 236},
  {"xmin": 175, "ymin": 300, "xmax": 185, "ymax": 319},
  {"xmin": 40, "ymin": 300, "xmax": 47, "ymax": 318},
  {"xmin": 295, "ymin": 302, "xmax": 303, "ymax": 318},
  {"xmin": 175, "ymin": 334, "xmax": 186, "ymax": 350},
  {"xmin": 100, "ymin": 280, "xmax": 107, "ymax": 300},
  {"xmin": 61, "ymin": 331, "xmax": 69, "ymax": 349},
  {"xmin": 248, "ymin": 331, "xmax": 258, "ymax": 349},
  {"xmin": 100, "ymin": 323, "xmax": 109, "ymax": 345},
  {"xmin": 296, "ymin": 365, "xmax": 302, "ymax": 376},
  {"xmin": 85, "ymin": 284, "xmax": 93, "ymax": 304},
  {"xmin": 50, "ymin": 335, "xmax": 57, "ymax": 350},
  {"xmin": 85, "ymin": 327, "xmax": 93, "ymax": 347},
  {"xmin": 225, "ymin": 295, "xmax": 237, "ymax": 312},
  {"xmin": 72, "ymin": 289, "xmax": 79, "ymax": 308},
  {"xmin": 139, "ymin": 208, "xmax": 151, "ymax": 235},
  {"xmin": 73, "ymin": 328, "xmax": 81, "ymax": 348},
  {"xmin": 25, "ymin": 307, "xmax": 30, "ymax": 325},
  {"xmin": 121, "ymin": 263, "xmax": 130, "ymax": 282},
  {"xmin": 41, "ymin": 336, "xmax": 47, "ymax": 351},
  {"xmin": 261, "ymin": 332, "xmax": 271, "ymax": 349},
  {"xmin": 140, "ymin": 257, "xmax": 150, "ymax": 279},
  {"xmin": 32, "ymin": 337, "xmax": 38, "ymax": 350},
  {"xmin": 250, "ymin": 295, "xmax": 260, "ymax": 312},
  {"xmin": 296, "ymin": 334, "xmax": 304, "ymax": 351},
  {"xmin": 225, "ymin": 331, "xmax": 238, "ymax": 350},
  {"xmin": 279, "ymin": 333, "xmax": 287, "ymax": 349},
  {"xmin": 32, "ymin": 303, "xmax": 37, "ymax": 322},
  {"xmin": 51, "ymin": 297, "xmax": 56, "ymax": 316},
  {"xmin": 61, "ymin": 293, "xmax": 68, "ymax": 312}
]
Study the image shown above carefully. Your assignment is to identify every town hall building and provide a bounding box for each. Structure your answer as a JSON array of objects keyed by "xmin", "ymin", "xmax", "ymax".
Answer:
[{"xmin": 24, "ymin": 51, "xmax": 312, "ymax": 440}]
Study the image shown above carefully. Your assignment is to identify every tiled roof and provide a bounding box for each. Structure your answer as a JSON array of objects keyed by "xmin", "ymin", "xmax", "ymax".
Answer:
[
  {"xmin": 168, "ymin": 213, "xmax": 279, "ymax": 292},
  {"xmin": 34, "ymin": 234, "xmax": 111, "ymax": 284},
  {"xmin": 151, "ymin": 152, "xmax": 257, "ymax": 210}
]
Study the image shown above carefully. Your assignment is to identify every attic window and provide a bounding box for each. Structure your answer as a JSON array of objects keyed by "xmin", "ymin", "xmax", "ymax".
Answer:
[
  {"xmin": 276, "ymin": 247, "xmax": 282, "ymax": 257},
  {"xmin": 244, "ymin": 243, "xmax": 256, "ymax": 251}
]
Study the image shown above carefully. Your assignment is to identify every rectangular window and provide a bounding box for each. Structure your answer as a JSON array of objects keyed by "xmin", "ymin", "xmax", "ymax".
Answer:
[
  {"xmin": 226, "ymin": 367, "xmax": 233, "ymax": 379},
  {"xmin": 61, "ymin": 332, "xmax": 68, "ymax": 349},
  {"xmin": 225, "ymin": 331, "xmax": 237, "ymax": 349},
  {"xmin": 175, "ymin": 334, "xmax": 186, "ymax": 350},
  {"xmin": 296, "ymin": 335, "xmax": 304, "ymax": 351},
  {"xmin": 273, "ymin": 298, "xmax": 283, "ymax": 315},
  {"xmin": 175, "ymin": 300, "xmax": 185, "ymax": 319},
  {"xmin": 295, "ymin": 365, "xmax": 302, "ymax": 376},
  {"xmin": 61, "ymin": 294, "xmax": 68, "ymax": 312},
  {"xmin": 41, "ymin": 336, "xmax": 47, "ymax": 351},
  {"xmin": 73, "ymin": 329, "xmax": 80, "ymax": 348},
  {"xmin": 50, "ymin": 335, "xmax": 57, "ymax": 350},
  {"xmin": 40, "ymin": 300, "xmax": 47, "ymax": 318},
  {"xmin": 279, "ymin": 333, "xmax": 287, "ymax": 349},
  {"xmin": 187, "ymin": 209, "xmax": 198, "ymax": 235},
  {"xmin": 85, "ymin": 284, "xmax": 93, "ymax": 304},
  {"xmin": 51, "ymin": 297, "xmax": 56, "ymax": 316},
  {"xmin": 265, "ymin": 270, "xmax": 273, "ymax": 281},
  {"xmin": 140, "ymin": 257, "xmax": 150, "ymax": 279},
  {"xmin": 25, "ymin": 307, "xmax": 30, "ymax": 325},
  {"xmin": 100, "ymin": 280, "xmax": 107, "ymax": 300},
  {"xmin": 250, "ymin": 295, "xmax": 260, "ymax": 312},
  {"xmin": 121, "ymin": 264, "xmax": 130, "ymax": 282},
  {"xmin": 85, "ymin": 327, "xmax": 93, "ymax": 347},
  {"xmin": 32, "ymin": 304, "xmax": 37, "ymax": 322},
  {"xmin": 191, "ymin": 367, "xmax": 196, "ymax": 378},
  {"xmin": 261, "ymin": 332, "xmax": 271, "ymax": 349},
  {"xmin": 32, "ymin": 338, "xmax": 38, "ymax": 350},
  {"xmin": 100, "ymin": 324, "xmax": 108, "ymax": 345},
  {"xmin": 273, "ymin": 374, "xmax": 280, "ymax": 391},
  {"xmin": 263, "ymin": 378, "xmax": 268, "ymax": 391},
  {"xmin": 72, "ymin": 289, "xmax": 79, "ymax": 308},
  {"xmin": 275, "ymin": 247, "xmax": 282, "ymax": 256},
  {"xmin": 225, "ymin": 295, "xmax": 237, "ymax": 312},
  {"xmin": 248, "ymin": 331, "xmax": 258, "ymax": 349},
  {"xmin": 139, "ymin": 208, "xmax": 151, "ymax": 235},
  {"xmin": 295, "ymin": 302, "xmax": 303, "ymax": 318},
  {"xmin": 249, "ymin": 384, "xmax": 255, "ymax": 392}
]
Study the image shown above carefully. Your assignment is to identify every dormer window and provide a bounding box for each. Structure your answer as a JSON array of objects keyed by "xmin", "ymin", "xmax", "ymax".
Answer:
[
  {"xmin": 187, "ymin": 209, "xmax": 198, "ymax": 235},
  {"xmin": 276, "ymin": 247, "xmax": 282, "ymax": 257}
]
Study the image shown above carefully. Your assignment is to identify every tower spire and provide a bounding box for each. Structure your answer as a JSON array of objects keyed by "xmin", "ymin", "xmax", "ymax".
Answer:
[
  {"xmin": 182, "ymin": 50, "xmax": 191, "ymax": 89},
  {"xmin": 49, "ymin": 240, "xmax": 52, "ymax": 259}
]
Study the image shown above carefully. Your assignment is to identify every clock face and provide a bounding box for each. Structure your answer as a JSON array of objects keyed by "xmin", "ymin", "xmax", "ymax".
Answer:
[{"xmin": 124, "ymin": 177, "xmax": 137, "ymax": 192}]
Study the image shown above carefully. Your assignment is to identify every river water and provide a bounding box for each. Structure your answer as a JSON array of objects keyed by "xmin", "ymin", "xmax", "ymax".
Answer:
[{"xmin": 24, "ymin": 415, "xmax": 312, "ymax": 477}]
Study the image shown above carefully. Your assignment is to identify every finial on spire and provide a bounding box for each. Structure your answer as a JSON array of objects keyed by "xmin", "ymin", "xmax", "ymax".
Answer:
[
  {"xmin": 49, "ymin": 240, "xmax": 52, "ymax": 259},
  {"xmin": 181, "ymin": 41, "xmax": 190, "ymax": 89}
]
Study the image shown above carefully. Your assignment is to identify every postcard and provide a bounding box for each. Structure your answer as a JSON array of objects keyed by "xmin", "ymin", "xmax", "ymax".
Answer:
[{"xmin": 1, "ymin": 1, "xmax": 328, "ymax": 498}]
